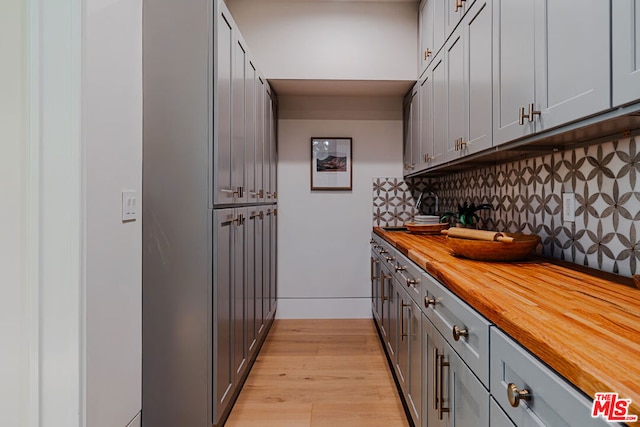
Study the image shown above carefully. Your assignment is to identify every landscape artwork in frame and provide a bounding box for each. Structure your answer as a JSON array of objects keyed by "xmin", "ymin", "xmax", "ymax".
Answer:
[{"xmin": 310, "ymin": 137, "xmax": 352, "ymax": 191}]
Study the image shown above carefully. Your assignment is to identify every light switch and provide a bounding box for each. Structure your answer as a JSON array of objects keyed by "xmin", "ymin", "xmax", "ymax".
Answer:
[
  {"xmin": 562, "ymin": 192, "xmax": 575, "ymax": 223},
  {"xmin": 122, "ymin": 191, "xmax": 137, "ymax": 222}
]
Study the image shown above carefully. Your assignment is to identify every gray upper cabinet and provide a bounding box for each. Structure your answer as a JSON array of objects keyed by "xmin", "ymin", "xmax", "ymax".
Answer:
[
  {"xmin": 493, "ymin": 0, "xmax": 610, "ymax": 146},
  {"xmin": 403, "ymin": 85, "xmax": 421, "ymax": 174},
  {"xmin": 463, "ymin": 0, "xmax": 492, "ymax": 155},
  {"xmin": 419, "ymin": 73, "xmax": 436, "ymax": 167},
  {"xmin": 256, "ymin": 76, "xmax": 265, "ymax": 203},
  {"xmin": 245, "ymin": 61, "xmax": 258, "ymax": 203},
  {"xmin": 432, "ymin": 53, "xmax": 448, "ymax": 167},
  {"xmin": 533, "ymin": 0, "xmax": 610, "ymax": 131},
  {"xmin": 214, "ymin": 9, "xmax": 234, "ymax": 205},
  {"xmin": 232, "ymin": 37, "xmax": 248, "ymax": 205},
  {"xmin": 443, "ymin": 27, "xmax": 465, "ymax": 163},
  {"xmin": 492, "ymin": 0, "xmax": 536, "ymax": 145},
  {"xmin": 419, "ymin": 0, "xmax": 446, "ymax": 76},
  {"xmin": 613, "ymin": 0, "xmax": 640, "ymax": 107}
]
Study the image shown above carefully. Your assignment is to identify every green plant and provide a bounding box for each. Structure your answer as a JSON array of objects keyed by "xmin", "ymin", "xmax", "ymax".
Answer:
[{"xmin": 440, "ymin": 201, "xmax": 493, "ymax": 227}]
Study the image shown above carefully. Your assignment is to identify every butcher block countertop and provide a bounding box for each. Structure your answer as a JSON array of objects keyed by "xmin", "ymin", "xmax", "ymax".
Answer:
[{"xmin": 373, "ymin": 227, "xmax": 640, "ymax": 423}]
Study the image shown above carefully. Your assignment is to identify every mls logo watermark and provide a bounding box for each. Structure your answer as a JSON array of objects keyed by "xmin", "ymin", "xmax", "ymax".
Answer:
[{"xmin": 591, "ymin": 393, "xmax": 638, "ymax": 423}]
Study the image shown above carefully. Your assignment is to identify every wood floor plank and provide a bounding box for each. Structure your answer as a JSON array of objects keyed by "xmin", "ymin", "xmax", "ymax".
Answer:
[{"xmin": 226, "ymin": 319, "xmax": 408, "ymax": 426}]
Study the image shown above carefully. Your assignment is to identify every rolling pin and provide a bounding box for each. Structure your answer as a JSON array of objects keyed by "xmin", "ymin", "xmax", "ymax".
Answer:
[{"xmin": 441, "ymin": 228, "xmax": 515, "ymax": 243}]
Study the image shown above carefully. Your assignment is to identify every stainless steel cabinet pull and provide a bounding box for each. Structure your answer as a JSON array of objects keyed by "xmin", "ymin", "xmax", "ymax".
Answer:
[
  {"xmin": 518, "ymin": 106, "xmax": 529, "ymax": 125},
  {"xmin": 438, "ymin": 353, "xmax": 450, "ymax": 419},
  {"xmin": 528, "ymin": 103, "xmax": 541, "ymax": 122},
  {"xmin": 455, "ymin": 0, "xmax": 464, "ymax": 11},
  {"xmin": 406, "ymin": 277, "xmax": 419, "ymax": 287},
  {"xmin": 385, "ymin": 255, "xmax": 395, "ymax": 262},
  {"xmin": 394, "ymin": 263, "xmax": 406, "ymax": 272},
  {"xmin": 452, "ymin": 325, "xmax": 469, "ymax": 341},
  {"xmin": 381, "ymin": 274, "xmax": 389, "ymax": 302},
  {"xmin": 378, "ymin": 248, "xmax": 388, "ymax": 254},
  {"xmin": 425, "ymin": 296, "xmax": 436, "ymax": 308},
  {"xmin": 507, "ymin": 383, "xmax": 532, "ymax": 408},
  {"xmin": 433, "ymin": 348, "xmax": 439, "ymax": 410},
  {"xmin": 400, "ymin": 301, "xmax": 410, "ymax": 340}
]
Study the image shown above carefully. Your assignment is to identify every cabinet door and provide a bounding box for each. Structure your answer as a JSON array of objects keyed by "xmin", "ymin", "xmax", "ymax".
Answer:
[
  {"xmin": 492, "ymin": 0, "xmax": 535, "ymax": 145},
  {"xmin": 403, "ymin": 94, "xmax": 413, "ymax": 175},
  {"xmin": 432, "ymin": 54, "xmax": 448, "ymax": 165},
  {"xmin": 263, "ymin": 207, "xmax": 273, "ymax": 321},
  {"xmin": 420, "ymin": 74, "xmax": 435, "ymax": 167},
  {"xmin": 246, "ymin": 60, "xmax": 258, "ymax": 203},
  {"xmin": 396, "ymin": 285, "xmax": 410, "ymax": 392},
  {"xmin": 433, "ymin": 0, "xmax": 446, "ymax": 55},
  {"xmin": 427, "ymin": 320, "xmax": 489, "ymax": 427},
  {"xmin": 264, "ymin": 87, "xmax": 274, "ymax": 201},
  {"xmin": 246, "ymin": 208, "xmax": 263, "ymax": 355},
  {"xmin": 613, "ymin": 0, "xmax": 640, "ymax": 106},
  {"xmin": 464, "ymin": 0, "xmax": 492, "ymax": 154},
  {"xmin": 407, "ymin": 299, "xmax": 423, "ymax": 426},
  {"xmin": 371, "ymin": 251, "xmax": 382, "ymax": 324},
  {"xmin": 269, "ymin": 93, "xmax": 277, "ymax": 201},
  {"xmin": 534, "ymin": 0, "xmax": 610, "ymax": 131},
  {"xmin": 420, "ymin": 0, "xmax": 431, "ymax": 75},
  {"xmin": 255, "ymin": 207, "xmax": 265, "ymax": 337},
  {"xmin": 214, "ymin": 10, "xmax": 233, "ymax": 205},
  {"xmin": 269, "ymin": 207, "xmax": 277, "ymax": 314},
  {"xmin": 256, "ymin": 76, "xmax": 265, "ymax": 203},
  {"xmin": 444, "ymin": 28, "xmax": 465, "ymax": 163},
  {"xmin": 213, "ymin": 208, "xmax": 235, "ymax": 414},
  {"xmin": 384, "ymin": 269, "xmax": 397, "ymax": 361},
  {"xmin": 411, "ymin": 84, "xmax": 422, "ymax": 170},
  {"xmin": 232, "ymin": 207, "xmax": 247, "ymax": 381},
  {"xmin": 445, "ymin": 0, "xmax": 464, "ymax": 38},
  {"xmin": 232, "ymin": 37, "xmax": 247, "ymax": 204}
]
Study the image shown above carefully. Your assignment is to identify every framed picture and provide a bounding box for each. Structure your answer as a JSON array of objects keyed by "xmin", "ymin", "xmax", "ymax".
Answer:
[{"xmin": 310, "ymin": 137, "xmax": 353, "ymax": 191}]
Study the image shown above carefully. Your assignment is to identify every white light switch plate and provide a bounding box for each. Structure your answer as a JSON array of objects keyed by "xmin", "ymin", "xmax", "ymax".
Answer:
[
  {"xmin": 562, "ymin": 192, "xmax": 575, "ymax": 223},
  {"xmin": 122, "ymin": 191, "xmax": 137, "ymax": 221}
]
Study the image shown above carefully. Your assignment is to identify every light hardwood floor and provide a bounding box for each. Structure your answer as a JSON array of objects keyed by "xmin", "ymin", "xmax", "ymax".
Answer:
[{"xmin": 225, "ymin": 319, "xmax": 409, "ymax": 427}]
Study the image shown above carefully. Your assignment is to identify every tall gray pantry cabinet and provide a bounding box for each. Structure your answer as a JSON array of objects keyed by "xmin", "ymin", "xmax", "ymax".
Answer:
[{"xmin": 142, "ymin": 1, "xmax": 278, "ymax": 426}]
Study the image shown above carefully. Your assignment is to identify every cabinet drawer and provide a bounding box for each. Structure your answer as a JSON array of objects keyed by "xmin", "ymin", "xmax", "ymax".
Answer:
[
  {"xmin": 490, "ymin": 327, "xmax": 620, "ymax": 427},
  {"xmin": 422, "ymin": 272, "xmax": 491, "ymax": 387},
  {"xmin": 393, "ymin": 251, "xmax": 423, "ymax": 303}
]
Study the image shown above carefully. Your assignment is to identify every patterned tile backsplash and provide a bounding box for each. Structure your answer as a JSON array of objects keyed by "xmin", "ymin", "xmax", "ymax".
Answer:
[{"xmin": 373, "ymin": 136, "xmax": 640, "ymax": 277}]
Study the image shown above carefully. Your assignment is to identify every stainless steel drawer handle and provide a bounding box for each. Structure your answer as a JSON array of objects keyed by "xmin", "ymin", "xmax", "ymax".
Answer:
[
  {"xmin": 385, "ymin": 255, "xmax": 395, "ymax": 262},
  {"xmin": 452, "ymin": 325, "xmax": 468, "ymax": 341},
  {"xmin": 406, "ymin": 277, "xmax": 419, "ymax": 287},
  {"xmin": 424, "ymin": 296, "xmax": 436, "ymax": 308},
  {"xmin": 394, "ymin": 263, "xmax": 406, "ymax": 272},
  {"xmin": 507, "ymin": 383, "xmax": 532, "ymax": 408}
]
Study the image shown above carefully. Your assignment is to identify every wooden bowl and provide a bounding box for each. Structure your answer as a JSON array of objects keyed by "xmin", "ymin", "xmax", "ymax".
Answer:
[
  {"xmin": 446, "ymin": 233, "xmax": 541, "ymax": 261},
  {"xmin": 405, "ymin": 222, "xmax": 449, "ymax": 235}
]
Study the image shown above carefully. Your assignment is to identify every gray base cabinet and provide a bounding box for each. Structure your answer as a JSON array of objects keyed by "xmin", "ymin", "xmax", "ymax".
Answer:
[
  {"xmin": 370, "ymin": 233, "xmax": 616, "ymax": 427},
  {"xmin": 424, "ymin": 316, "xmax": 489, "ymax": 427},
  {"xmin": 490, "ymin": 328, "xmax": 618, "ymax": 427}
]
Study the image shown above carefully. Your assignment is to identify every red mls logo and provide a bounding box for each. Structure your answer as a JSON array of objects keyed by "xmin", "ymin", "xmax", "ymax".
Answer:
[{"xmin": 592, "ymin": 393, "xmax": 638, "ymax": 422}]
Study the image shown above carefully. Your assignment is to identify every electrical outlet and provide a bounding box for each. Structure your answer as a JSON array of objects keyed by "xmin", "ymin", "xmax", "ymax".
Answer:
[
  {"xmin": 122, "ymin": 191, "xmax": 137, "ymax": 222},
  {"xmin": 562, "ymin": 192, "xmax": 575, "ymax": 223}
]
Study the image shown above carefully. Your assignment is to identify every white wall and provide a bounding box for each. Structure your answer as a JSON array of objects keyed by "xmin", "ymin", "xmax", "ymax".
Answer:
[
  {"xmin": 277, "ymin": 96, "xmax": 403, "ymax": 318},
  {"xmin": 225, "ymin": 0, "xmax": 417, "ymax": 81},
  {"xmin": 0, "ymin": 0, "xmax": 28, "ymax": 425},
  {"xmin": 85, "ymin": 0, "xmax": 142, "ymax": 426}
]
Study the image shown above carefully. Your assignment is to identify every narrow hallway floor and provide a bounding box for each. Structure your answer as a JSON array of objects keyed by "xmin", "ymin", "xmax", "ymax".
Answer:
[{"xmin": 225, "ymin": 318, "xmax": 409, "ymax": 427}]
